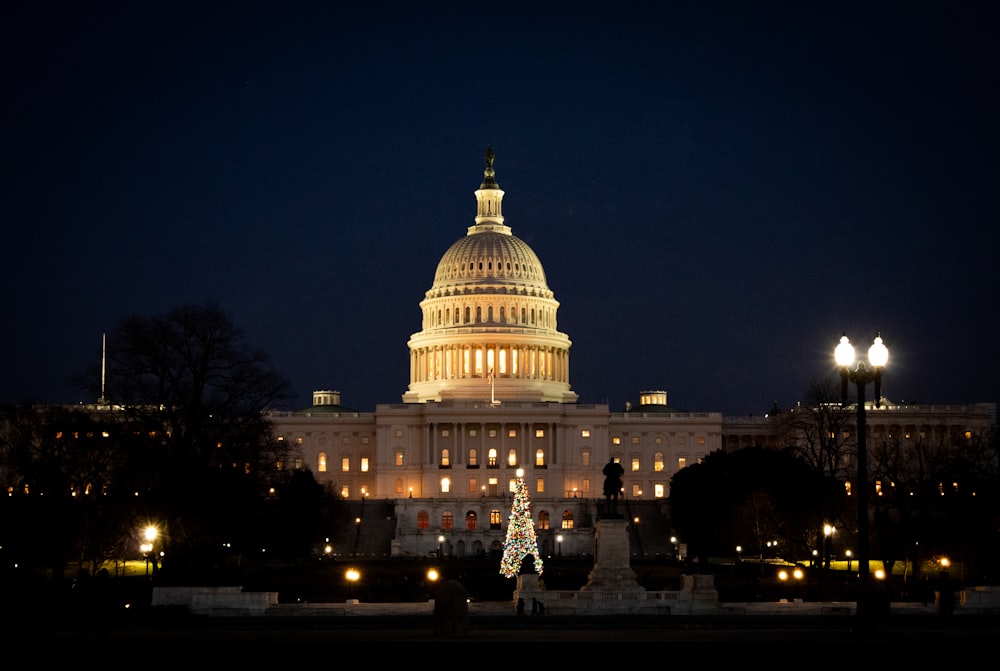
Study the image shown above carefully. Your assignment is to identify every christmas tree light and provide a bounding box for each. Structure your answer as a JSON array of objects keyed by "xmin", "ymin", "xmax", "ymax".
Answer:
[{"xmin": 500, "ymin": 468, "xmax": 544, "ymax": 578}]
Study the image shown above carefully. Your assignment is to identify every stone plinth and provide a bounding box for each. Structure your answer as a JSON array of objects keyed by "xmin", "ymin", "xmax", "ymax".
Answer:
[{"xmin": 581, "ymin": 518, "xmax": 642, "ymax": 591}]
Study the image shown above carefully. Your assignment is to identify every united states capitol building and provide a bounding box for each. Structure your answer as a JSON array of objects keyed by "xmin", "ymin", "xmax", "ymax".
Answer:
[{"xmin": 267, "ymin": 148, "xmax": 996, "ymax": 560}]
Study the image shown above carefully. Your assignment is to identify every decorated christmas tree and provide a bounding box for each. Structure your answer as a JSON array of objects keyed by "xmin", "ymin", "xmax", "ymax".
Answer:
[{"xmin": 499, "ymin": 469, "xmax": 544, "ymax": 578}]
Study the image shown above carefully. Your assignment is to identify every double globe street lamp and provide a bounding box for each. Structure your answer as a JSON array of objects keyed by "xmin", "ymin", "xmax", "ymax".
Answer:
[{"xmin": 834, "ymin": 332, "xmax": 888, "ymax": 632}]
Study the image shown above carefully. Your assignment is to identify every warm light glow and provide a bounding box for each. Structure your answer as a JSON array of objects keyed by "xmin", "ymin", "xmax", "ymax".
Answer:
[
  {"xmin": 778, "ymin": 570, "xmax": 788, "ymax": 581},
  {"xmin": 835, "ymin": 334, "xmax": 855, "ymax": 367},
  {"xmin": 793, "ymin": 567, "xmax": 804, "ymax": 580},
  {"xmin": 426, "ymin": 568, "xmax": 439, "ymax": 582},
  {"xmin": 875, "ymin": 568, "xmax": 885, "ymax": 580},
  {"xmin": 143, "ymin": 526, "xmax": 157, "ymax": 542},
  {"xmin": 345, "ymin": 568, "xmax": 360, "ymax": 583},
  {"xmin": 516, "ymin": 468, "xmax": 524, "ymax": 478},
  {"xmin": 868, "ymin": 334, "xmax": 888, "ymax": 367}
]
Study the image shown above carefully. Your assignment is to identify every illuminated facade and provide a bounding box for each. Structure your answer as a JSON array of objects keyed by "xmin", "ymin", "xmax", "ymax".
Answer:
[{"xmin": 267, "ymin": 148, "xmax": 996, "ymax": 559}]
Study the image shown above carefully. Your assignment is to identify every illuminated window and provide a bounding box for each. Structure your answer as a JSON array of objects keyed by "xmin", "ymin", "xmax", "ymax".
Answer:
[
  {"xmin": 465, "ymin": 511, "xmax": 477, "ymax": 530},
  {"xmin": 653, "ymin": 452, "xmax": 664, "ymax": 472},
  {"xmin": 581, "ymin": 429, "xmax": 591, "ymax": 438},
  {"xmin": 561, "ymin": 510, "xmax": 575, "ymax": 529},
  {"xmin": 441, "ymin": 448, "xmax": 450, "ymax": 467},
  {"xmin": 395, "ymin": 451, "xmax": 404, "ymax": 466},
  {"xmin": 341, "ymin": 456, "xmax": 350, "ymax": 472},
  {"xmin": 468, "ymin": 448, "xmax": 478, "ymax": 466},
  {"xmin": 417, "ymin": 510, "xmax": 430, "ymax": 529},
  {"xmin": 318, "ymin": 452, "xmax": 327, "ymax": 473},
  {"xmin": 508, "ymin": 478, "xmax": 518, "ymax": 493},
  {"xmin": 340, "ymin": 485, "xmax": 350, "ymax": 498},
  {"xmin": 441, "ymin": 477, "xmax": 451, "ymax": 493},
  {"xmin": 654, "ymin": 483, "xmax": 665, "ymax": 498},
  {"xmin": 490, "ymin": 509, "xmax": 502, "ymax": 529},
  {"xmin": 507, "ymin": 449, "xmax": 517, "ymax": 466},
  {"xmin": 469, "ymin": 428, "xmax": 477, "ymax": 437},
  {"xmin": 697, "ymin": 436, "xmax": 705, "ymax": 445},
  {"xmin": 631, "ymin": 456, "xmax": 640, "ymax": 472},
  {"xmin": 632, "ymin": 484, "xmax": 641, "ymax": 497},
  {"xmin": 631, "ymin": 436, "xmax": 640, "ymax": 445},
  {"xmin": 468, "ymin": 478, "xmax": 478, "ymax": 493},
  {"xmin": 360, "ymin": 457, "xmax": 369, "ymax": 472},
  {"xmin": 612, "ymin": 437, "xmax": 621, "ymax": 445},
  {"xmin": 678, "ymin": 457, "xmax": 687, "ymax": 470},
  {"xmin": 489, "ymin": 429, "xmax": 498, "ymax": 438},
  {"xmin": 441, "ymin": 429, "xmax": 450, "ymax": 437},
  {"xmin": 536, "ymin": 478, "xmax": 545, "ymax": 493},
  {"xmin": 509, "ymin": 429, "xmax": 517, "ymax": 438},
  {"xmin": 488, "ymin": 449, "xmax": 498, "ymax": 467},
  {"xmin": 442, "ymin": 511, "xmax": 454, "ymax": 530},
  {"xmin": 582, "ymin": 450, "xmax": 591, "ymax": 467},
  {"xmin": 535, "ymin": 449, "xmax": 545, "ymax": 467},
  {"xmin": 395, "ymin": 429, "xmax": 403, "ymax": 438},
  {"xmin": 538, "ymin": 510, "xmax": 550, "ymax": 530},
  {"xmin": 535, "ymin": 428, "xmax": 545, "ymax": 438}
]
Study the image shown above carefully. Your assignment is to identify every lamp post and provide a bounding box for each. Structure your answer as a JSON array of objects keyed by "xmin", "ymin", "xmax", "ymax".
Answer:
[
  {"xmin": 556, "ymin": 534, "xmax": 563, "ymax": 556},
  {"xmin": 835, "ymin": 332, "xmax": 888, "ymax": 632},
  {"xmin": 141, "ymin": 526, "xmax": 158, "ymax": 576}
]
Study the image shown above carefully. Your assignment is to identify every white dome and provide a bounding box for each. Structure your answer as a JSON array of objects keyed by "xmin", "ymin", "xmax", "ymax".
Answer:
[{"xmin": 403, "ymin": 147, "xmax": 576, "ymax": 404}]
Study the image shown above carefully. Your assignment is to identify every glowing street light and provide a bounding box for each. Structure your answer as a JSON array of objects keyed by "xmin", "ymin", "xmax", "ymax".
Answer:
[
  {"xmin": 345, "ymin": 567, "xmax": 360, "ymax": 600},
  {"xmin": 140, "ymin": 526, "xmax": 158, "ymax": 576},
  {"xmin": 835, "ymin": 332, "xmax": 888, "ymax": 632}
]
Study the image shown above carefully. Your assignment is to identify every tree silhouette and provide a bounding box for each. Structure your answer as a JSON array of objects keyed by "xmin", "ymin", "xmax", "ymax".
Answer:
[{"xmin": 75, "ymin": 303, "xmax": 293, "ymax": 579}]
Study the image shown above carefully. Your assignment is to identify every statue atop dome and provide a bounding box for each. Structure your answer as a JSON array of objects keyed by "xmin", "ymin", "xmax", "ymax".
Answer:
[{"xmin": 481, "ymin": 145, "xmax": 497, "ymax": 187}]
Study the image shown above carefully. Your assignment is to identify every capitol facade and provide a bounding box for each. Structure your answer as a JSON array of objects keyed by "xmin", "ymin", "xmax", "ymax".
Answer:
[{"xmin": 267, "ymin": 148, "xmax": 996, "ymax": 560}]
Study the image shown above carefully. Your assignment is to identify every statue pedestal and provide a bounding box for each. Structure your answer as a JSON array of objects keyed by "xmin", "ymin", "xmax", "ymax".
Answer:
[{"xmin": 581, "ymin": 518, "xmax": 642, "ymax": 591}]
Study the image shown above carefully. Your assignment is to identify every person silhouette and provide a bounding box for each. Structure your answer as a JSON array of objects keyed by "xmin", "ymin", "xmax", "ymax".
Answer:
[{"xmin": 602, "ymin": 457, "xmax": 625, "ymax": 516}]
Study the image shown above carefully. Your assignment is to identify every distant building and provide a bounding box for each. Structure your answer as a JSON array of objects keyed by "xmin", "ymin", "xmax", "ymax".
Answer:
[{"xmin": 266, "ymin": 149, "xmax": 996, "ymax": 558}]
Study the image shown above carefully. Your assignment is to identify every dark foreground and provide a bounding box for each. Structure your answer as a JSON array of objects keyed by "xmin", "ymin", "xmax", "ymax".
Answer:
[{"xmin": 5, "ymin": 611, "xmax": 997, "ymax": 663}]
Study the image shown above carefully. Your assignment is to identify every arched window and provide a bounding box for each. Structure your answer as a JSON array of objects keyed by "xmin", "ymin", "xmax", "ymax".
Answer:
[
  {"xmin": 507, "ymin": 448, "xmax": 517, "ymax": 467},
  {"xmin": 465, "ymin": 511, "xmax": 477, "ymax": 530},
  {"xmin": 441, "ymin": 511, "xmax": 454, "ymax": 530},
  {"xmin": 417, "ymin": 510, "xmax": 430, "ymax": 530},
  {"xmin": 440, "ymin": 448, "xmax": 450, "ymax": 467},
  {"xmin": 468, "ymin": 448, "xmax": 478, "ymax": 466},
  {"xmin": 490, "ymin": 509, "xmax": 502, "ymax": 530},
  {"xmin": 318, "ymin": 452, "xmax": 327, "ymax": 473},
  {"xmin": 561, "ymin": 510, "xmax": 575, "ymax": 529},
  {"xmin": 537, "ymin": 510, "xmax": 550, "ymax": 530},
  {"xmin": 488, "ymin": 448, "xmax": 498, "ymax": 467}
]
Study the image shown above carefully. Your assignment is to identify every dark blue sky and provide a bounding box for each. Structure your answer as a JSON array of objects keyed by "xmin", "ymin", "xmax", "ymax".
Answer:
[{"xmin": 5, "ymin": 2, "xmax": 998, "ymax": 415}]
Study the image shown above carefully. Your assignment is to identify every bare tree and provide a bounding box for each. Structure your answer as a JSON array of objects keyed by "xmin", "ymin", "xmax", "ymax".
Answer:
[{"xmin": 76, "ymin": 304, "xmax": 293, "ymax": 578}]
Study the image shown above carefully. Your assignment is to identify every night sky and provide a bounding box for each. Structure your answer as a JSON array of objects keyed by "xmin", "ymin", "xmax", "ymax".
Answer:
[{"xmin": 5, "ymin": 2, "xmax": 998, "ymax": 416}]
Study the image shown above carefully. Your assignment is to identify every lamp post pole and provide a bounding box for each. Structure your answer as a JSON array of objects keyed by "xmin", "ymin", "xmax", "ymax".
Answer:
[{"xmin": 835, "ymin": 332, "xmax": 888, "ymax": 634}]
